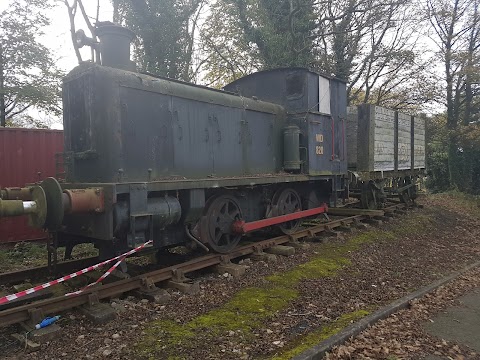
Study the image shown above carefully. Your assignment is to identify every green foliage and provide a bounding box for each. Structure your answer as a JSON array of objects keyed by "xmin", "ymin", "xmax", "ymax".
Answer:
[
  {"xmin": 200, "ymin": 0, "xmax": 262, "ymax": 88},
  {"xmin": 426, "ymin": 112, "xmax": 480, "ymax": 194},
  {"xmin": 200, "ymin": 0, "xmax": 317, "ymax": 87},
  {"xmin": 201, "ymin": 0, "xmax": 436, "ymax": 112},
  {"xmin": 0, "ymin": 0, "xmax": 63, "ymax": 126},
  {"xmin": 453, "ymin": 123, "xmax": 480, "ymax": 194},
  {"xmin": 232, "ymin": 0, "xmax": 318, "ymax": 69},
  {"xmin": 426, "ymin": 114, "xmax": 451, "ymax": 192},
  {"xmin": 111, "ymin": 0, "xmax": 205, "ymax": 81},
  {"xmin": 427, "ymin": 0, "xmax": 480, "ymax": 192}
]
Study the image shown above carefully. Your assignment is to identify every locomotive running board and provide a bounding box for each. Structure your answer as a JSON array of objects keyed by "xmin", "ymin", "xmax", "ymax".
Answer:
[{"xmin": 232, "ymin": 205, "xmax": 328, "ymax": 234}]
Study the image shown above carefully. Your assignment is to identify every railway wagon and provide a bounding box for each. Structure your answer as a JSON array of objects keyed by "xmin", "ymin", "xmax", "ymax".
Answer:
[
  {"xmin": 0, "ymin": 24, "xmax": 348, "ymax": 259},
  {"xmin": 346, "ymin": 104, "xmax": 426, "ymax": 209}
]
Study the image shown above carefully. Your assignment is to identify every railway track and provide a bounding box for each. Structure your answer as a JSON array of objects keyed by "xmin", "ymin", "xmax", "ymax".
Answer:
[
  {"xmin": 0, "ymin": 256, "xmax": 99, "ymax": 287},
  {"xmin": 0, "ymin": 203, "xmax": 410, "ymax": 328}
]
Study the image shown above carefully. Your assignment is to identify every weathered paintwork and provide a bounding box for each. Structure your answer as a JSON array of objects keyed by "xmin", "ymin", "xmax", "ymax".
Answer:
[
  {"xmin": 372, "ymin": 106, "xmax": 396, "ymax": 171},
  {"xmin": 412, "ymin": 116, "xmax": 426, "ymax": 169},
  {"xmin": 347, "ymin": 105, "xmax": 426, "ymax": 175},
  {"xmin": 351, "ymin": 105, "xmax": 395, "ymax": 172},
  {"xmin": 63, "ymin": 64, "xmax": 286, "ymax": 183},
  {"xmin": 224, "ymin": 68, "xmax": 348, "ymax": 177},
  {"xmin": 346, "ymin": 106, "xmax": 358, "ymax": 168},
  {"xmin": 58, "ymin": 63, "xmax": 349, "ymax": 254},
  {"xmin": 396, "ymin": 112, "xmax": 412, "ymax": 170},
  {"xmin": 0, "ymin": 25, "xmax": 350, "ymax": 251}
]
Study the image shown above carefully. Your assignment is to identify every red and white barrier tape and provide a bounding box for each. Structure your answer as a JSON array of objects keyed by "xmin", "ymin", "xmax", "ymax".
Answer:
[
  {"xmin": 65, "ymin": 255, "xmax": 128, "ymax": 297},
  {"xmin": 0, "ymin": 240, "xmax": 153, "ymax": 305}
]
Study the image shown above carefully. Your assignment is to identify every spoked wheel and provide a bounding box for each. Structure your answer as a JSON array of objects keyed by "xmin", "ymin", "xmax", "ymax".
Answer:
[
  {"xmin": 272, "ymin": 188, "xmax": 302, "ymax": 234},
  {"xmin": 203, "ymin": 195, "xmax": 243, "ymax": 253}
]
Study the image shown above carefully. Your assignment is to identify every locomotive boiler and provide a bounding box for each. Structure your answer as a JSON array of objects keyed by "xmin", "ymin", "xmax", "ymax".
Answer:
[{"xmin": 0, "ymin": 24, "xmax": 348, "ymax": 259}]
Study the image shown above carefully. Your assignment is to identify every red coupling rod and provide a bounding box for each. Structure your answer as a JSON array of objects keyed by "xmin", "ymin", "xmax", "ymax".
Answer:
[{"xmin": 232, "ymin": 204, "xmax": 328, "ymax": 234}]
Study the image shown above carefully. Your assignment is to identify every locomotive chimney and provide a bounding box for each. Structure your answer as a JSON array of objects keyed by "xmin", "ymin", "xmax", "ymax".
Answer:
[{"xmin": 95, "ymin": 23, "xmax": 136, "ymax": 71}]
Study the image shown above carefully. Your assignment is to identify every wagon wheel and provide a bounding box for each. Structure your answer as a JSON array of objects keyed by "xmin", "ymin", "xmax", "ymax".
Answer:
[
  {"xmin": 203, "ymin": 195, "xmax": 243, "ymax": 253},
  {"xmin": 410, "ymin": 177, "xmax": 418, "ymax": 200},
  {"xmin": 399, "ymin": 176, "xmax": 416, "ymax": 205},
  {"xmin": 272, "ymin": 188, "xmax": 302, "ymax": 234},
  {"xmin": 360, "ymin": 182, "xmax": 377, "ymax": 210}
]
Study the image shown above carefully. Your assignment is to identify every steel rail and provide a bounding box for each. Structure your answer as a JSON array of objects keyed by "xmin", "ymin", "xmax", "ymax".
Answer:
[{"xmin": 0, "ymin": 203, "xmax": 407, "ymax": 328}]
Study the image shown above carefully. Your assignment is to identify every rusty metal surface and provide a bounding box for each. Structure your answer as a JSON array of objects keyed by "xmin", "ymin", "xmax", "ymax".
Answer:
[
  {"xmin": 1, "ymin": 187, "xmax": 32, "ymax": 200},
  {"xmin": 57, "ymin": 64, "xmax": 349, "ymax": 250},
  {"xmin": 64, "ymin": 188, "xmax": 105, "ymax": 214},
  {"xmin": 0, "ymin": 128, "xmax": 63, "ymax": 243}
]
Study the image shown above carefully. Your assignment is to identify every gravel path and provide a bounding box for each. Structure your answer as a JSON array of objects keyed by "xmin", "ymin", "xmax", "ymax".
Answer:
[{"xmin": 2, "ymin": 193, "xmax": 480, "ymax": 360}]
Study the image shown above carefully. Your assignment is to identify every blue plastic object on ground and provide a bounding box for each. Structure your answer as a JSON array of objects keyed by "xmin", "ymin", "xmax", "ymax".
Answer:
[{"xmin": 35, "ymin": 315, "xmax": 60, "ymax": 330}]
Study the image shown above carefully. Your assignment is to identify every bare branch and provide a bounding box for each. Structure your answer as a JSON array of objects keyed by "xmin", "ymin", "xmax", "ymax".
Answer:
[{"xmin": 64, "ymin": 0, "xmax": 82, "ymax": 64}]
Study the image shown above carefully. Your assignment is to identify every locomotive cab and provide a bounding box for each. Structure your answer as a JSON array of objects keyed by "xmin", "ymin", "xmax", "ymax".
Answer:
[{"xmin": 224, "ymin": 68, "xmax": 348, "ymax": 177}]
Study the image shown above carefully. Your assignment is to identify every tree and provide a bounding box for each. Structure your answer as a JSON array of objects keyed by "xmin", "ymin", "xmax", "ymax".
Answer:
[
  {"xmin": 427, "ymin": 0, "xmax": 480, "ymax": 190},
  {"xmin": 63, "ymin": 0, "xmax": 101, "ymax": 65},
  {"xmin": 425, "ymin": 113, "xmax": 450, "ymax": 192},
  {"xmin": 199, "ymin": 0, "xmax": 262, "ymax": 88},
  {"xmin": 199, "ymin": 0, "xmax": 320, "ymax": 88},
  {"xmin": 427, "ymin": 0, "xmax": 468, "ymax": 130},
  {"xmin": 462, "ymin": 0, "xmax": 480, "ymax": 125},
  {"xmin": 314, "ymin": 0, "xmax": 438, "ymax": 110},
  {"xmin": 201, "ymin": 0, "xmax": 317, "ymax": 85},
  {"xmin": 201, "ymin": 0, "xmax": 435, "ymax": 111},
  {"xmin": 231, "ymin": 0, "xmax": 317, "ymax": 69},
  {"xmin": 0, "ymin": 0, "xmax": 63, "ymax": 127},
  {"xmin": 111, "ymin": 0, "xmax": 206, "ymax": 82}
]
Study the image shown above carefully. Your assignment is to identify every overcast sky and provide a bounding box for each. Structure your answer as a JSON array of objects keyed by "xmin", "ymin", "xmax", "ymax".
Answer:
[
  {"xmin": 0, "ymin": 1, "xmax": 113, "ymax": 71},
  {"xmin": 0, "ymin": 1, "xmax": 114, "ymax": 128}
]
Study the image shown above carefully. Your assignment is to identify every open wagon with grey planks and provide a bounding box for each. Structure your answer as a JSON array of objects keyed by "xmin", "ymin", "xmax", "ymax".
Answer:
[{"xmin": 347, "ymin": 104, "xmax": 426, "ymax": 209}]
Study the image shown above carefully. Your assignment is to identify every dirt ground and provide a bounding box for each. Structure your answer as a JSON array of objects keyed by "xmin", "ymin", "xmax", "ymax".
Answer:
[{"xmin": 2, "ymin": 192, "xmax": 480, "ymax": 360}]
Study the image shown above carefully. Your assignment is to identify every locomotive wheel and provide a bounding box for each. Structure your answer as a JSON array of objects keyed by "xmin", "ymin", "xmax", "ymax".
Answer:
[
  {"xmin": 272, "ymin": 188, "xmax": 302, "ymax": 234},
  {"xmin": 204, "ymin": 195, "xmax": 243, "ymax": 253}
]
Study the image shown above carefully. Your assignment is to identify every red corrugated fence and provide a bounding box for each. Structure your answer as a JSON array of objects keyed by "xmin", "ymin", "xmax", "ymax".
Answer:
[{"xmin": 0, "ymin": 128, "xmax": 64, "ymax": 243}]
